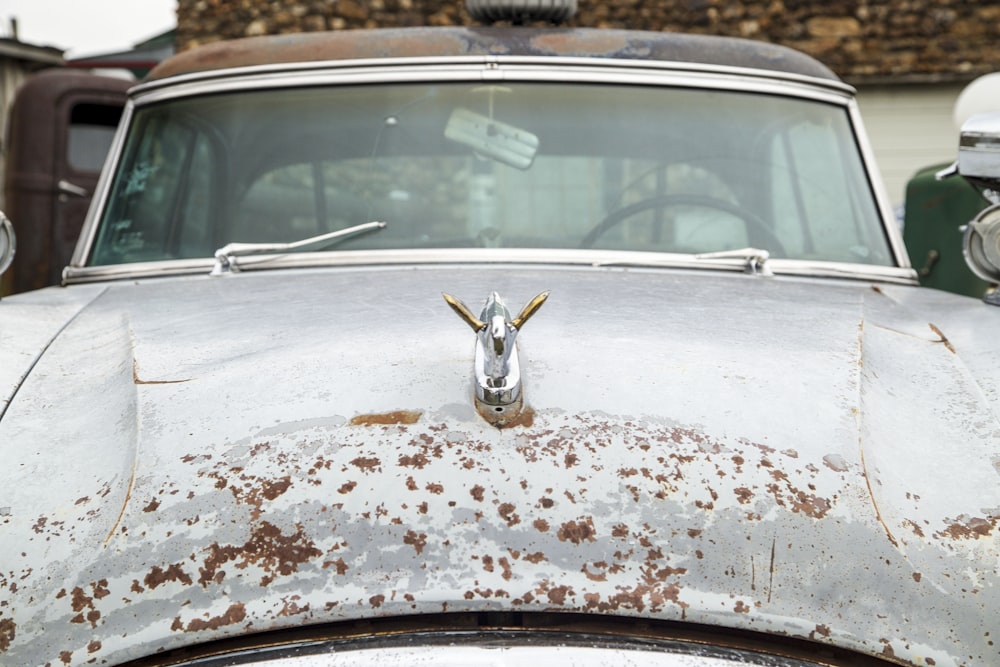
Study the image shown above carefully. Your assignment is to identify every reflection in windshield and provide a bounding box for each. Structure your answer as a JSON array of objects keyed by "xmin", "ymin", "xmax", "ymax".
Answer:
[{"xmin": 89, "ymin": 82, "xmax": 892, "ymax": 267}]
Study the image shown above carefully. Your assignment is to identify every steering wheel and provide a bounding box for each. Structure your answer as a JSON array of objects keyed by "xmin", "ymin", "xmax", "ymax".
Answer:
[{"xmin": 580, "ymin": 193, "xmax": 787, "ymax": 255}]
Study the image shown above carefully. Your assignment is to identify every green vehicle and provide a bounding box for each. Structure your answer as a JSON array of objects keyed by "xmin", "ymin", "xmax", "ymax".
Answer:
[
  {"xmin": 902, "ymin": 162, "xmax": 992, "ymax": 298},
  {"xmin": 901, "ymin": 71, "xmax": 1000, "ymax": 299}
]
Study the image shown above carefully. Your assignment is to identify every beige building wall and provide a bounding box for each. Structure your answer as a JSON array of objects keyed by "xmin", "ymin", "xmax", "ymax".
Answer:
[{"xmin": 855, "ymin": 83, "xmax": 965, "ymax": 207}]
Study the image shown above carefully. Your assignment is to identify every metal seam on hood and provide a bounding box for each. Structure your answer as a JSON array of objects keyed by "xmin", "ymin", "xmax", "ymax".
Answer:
[
  {"xmin": 104, "ymin": 322, "xmax": 146, "ymax": 545},
  {"xmin": 855, "ymin": 311, "xmax": 900, "ymax": 549}
]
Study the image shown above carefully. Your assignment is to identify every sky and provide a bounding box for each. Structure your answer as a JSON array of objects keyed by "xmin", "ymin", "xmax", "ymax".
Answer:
[{"xmin": 0, "ymin": 0, "xmax": 177, "ymax": 58}]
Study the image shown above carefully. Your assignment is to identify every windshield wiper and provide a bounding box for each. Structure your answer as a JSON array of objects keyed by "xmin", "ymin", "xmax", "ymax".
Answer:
[
  {"xmin": 211, "ymin": 221, "xmax": 387, "ymax": 275},
  {"xmin": 695, "ymin": 247, "xmax": 772, "ymax": 276}
]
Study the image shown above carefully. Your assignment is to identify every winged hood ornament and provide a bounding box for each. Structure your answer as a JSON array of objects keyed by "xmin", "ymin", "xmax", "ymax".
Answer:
[{"xmin": 442, "ymin": 290, "xmax": 549, "ymax": 427}]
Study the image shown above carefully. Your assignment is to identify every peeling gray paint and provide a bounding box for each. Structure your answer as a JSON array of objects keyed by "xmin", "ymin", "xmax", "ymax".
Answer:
[{"xmin": 1, "ymin": 268, "xmax": 998, "ymax": 665}]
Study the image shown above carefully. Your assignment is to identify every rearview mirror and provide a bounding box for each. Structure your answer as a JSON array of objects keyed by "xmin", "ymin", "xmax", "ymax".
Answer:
[{"xmin": 444, "ymin": 107, "xmax": 538, "ymax": 170}]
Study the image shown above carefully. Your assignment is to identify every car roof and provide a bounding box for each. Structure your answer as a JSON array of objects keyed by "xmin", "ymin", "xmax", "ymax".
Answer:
[{"xmin": 146, "ymin": 26, "xmax": 840, "ymax": 83}]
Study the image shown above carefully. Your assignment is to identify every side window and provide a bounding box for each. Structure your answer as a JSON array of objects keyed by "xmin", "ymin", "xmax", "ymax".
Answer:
[
  {"xmin": 92, "ymin": 114, "xmax": 216, "ymax": 264},
  {"xmin": 67, "ymin": 103, "xmax": 122, "ymax": 173},
  {"xmin": 768, "ymin": 118, "xmax": 886, "ymax": 263}
]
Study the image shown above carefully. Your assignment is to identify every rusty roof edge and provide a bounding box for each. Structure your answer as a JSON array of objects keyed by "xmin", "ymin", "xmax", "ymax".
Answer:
[{"xmin": 144, "ymin": 26, "xmax": 840, "ymax": 85}]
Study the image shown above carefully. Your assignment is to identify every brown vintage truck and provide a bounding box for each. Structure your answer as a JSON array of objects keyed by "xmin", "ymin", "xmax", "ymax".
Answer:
[{"xmin": 2, "ymin": 68, "xmax": 128, "ymax": 294}]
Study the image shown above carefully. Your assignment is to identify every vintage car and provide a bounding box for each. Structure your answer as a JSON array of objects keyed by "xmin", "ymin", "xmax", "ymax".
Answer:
[{"xmin": 1, "ymin": 2, "xmax": 998, "ymax": 665}]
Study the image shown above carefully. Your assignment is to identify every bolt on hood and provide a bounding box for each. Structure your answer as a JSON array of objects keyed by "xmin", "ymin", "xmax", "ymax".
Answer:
[{"xmin": 0, "ymin": 266, "xmax": 998, "ymax": 665}]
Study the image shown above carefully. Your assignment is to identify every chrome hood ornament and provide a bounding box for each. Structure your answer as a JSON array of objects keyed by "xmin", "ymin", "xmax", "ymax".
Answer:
[{"xmin": 443, "ymin": 290, "xmax": 549, "ymax": 427}]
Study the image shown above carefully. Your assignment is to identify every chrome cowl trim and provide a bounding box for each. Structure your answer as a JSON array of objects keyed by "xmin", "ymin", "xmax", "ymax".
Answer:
[{"xmin": 63, "ymin": 249, "xmax": 918, "ymax": 286}]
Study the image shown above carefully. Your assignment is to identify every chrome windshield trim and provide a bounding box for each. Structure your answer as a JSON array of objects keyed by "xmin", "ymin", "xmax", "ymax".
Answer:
[
  {"xmin": 73, "ymin": 64, "xmax": 899, "ymax": 274},
  {"xmin": 847, "ymin": 97, "xmax": 911, "ymax": 268},
  {"xmin": 73, "ymin": 65, "xmax": 864, "ymax": 270},
  {"xmin": 63, "ymin": 249, "xmax": 917, "ymax": 286},
  {"xmin": 132, "ymin": 54, "xmax": 855, "ymax": 99},
  {"xmin": 128, "ymin": 60, "xmax": 854, "ymax": 110}
]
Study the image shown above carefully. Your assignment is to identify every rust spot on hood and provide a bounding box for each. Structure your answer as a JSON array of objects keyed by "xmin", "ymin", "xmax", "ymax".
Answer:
[
  {"xmin": 498, "ymin": 503, "xmax": 521, "ymax": 526},
  {"xmin": 404, "ymin": 530, "xmax": 428, "ymax": 554},
  {"xmin": 349, "ymin": 457, "xmax": 381, "ymax": 471},
  {"xmin": 558, "ymin": 517, "xmax": 597, "ymax": 544},
  {"xmin": 582, "ymin": 581, "xmax": 686, "ymax": 614},
  {"xmin": 0, "ymin": 618, "xmax": 14, "ymax": 652},
  {"xmin": 177, "ymin": 602, "xmax": 247, "ymax": 632},
  {"xmin": 323, "ymin": 558, "xmax": 349, "ymax": 575},
  {"xmin": 258, "ymin": 476, "xmax": 293, "ymax": 501},
  {"xmin": 70, "ymin": 587, "xmax": 92, "ymax": 613},
  {"xmin": 350, "ymin": 410, "xmax": 422, "ymax": 426},
  {"xmin": 937, "ymin": 515, "xmax": 998, "ymax": 540},
  {"xmin": 277, "ymin": 597, "xmax": 310, "ymax": 617},
  {"xmin": 812, "ymin": 624, "xmax": 832, "ymax": 638},
  {"xmin": 198, "ymin": 522, "xmax": 321, "ymax": 588},
  {"xmin": 144, "ymin": 563, "xmax": 193, "ymax": 590},
  {"xmin": 504, "ymin": 406, "xmax": 535, "ymax": 429},
  {"xmin": 582, "ymin": 562, "xmax": 608, "ymax": 582}
]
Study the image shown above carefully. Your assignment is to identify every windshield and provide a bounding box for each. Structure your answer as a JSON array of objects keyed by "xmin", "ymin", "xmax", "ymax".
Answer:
[{"xmin": 89, "ymin": 82, "xmax": 893, "ymax": 267}]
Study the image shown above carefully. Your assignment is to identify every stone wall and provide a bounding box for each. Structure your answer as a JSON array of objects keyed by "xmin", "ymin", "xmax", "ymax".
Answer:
[{"xmin": 175, "ymin": 0, "xmax": 1000, "ymax": 84}]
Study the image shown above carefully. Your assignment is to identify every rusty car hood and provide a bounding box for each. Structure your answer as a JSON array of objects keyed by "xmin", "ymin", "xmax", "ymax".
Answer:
[{"xmin": 1, "ymin": 266, "xmax": 998, "ymax": 666}]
